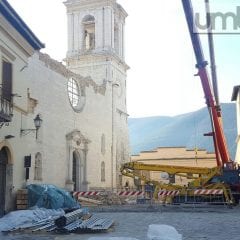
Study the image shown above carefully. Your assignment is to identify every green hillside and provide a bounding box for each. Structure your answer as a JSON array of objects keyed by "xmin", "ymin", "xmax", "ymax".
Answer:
[{"xmin": 129, "ymin": 103, "xmax": 237, "ymax": 159}]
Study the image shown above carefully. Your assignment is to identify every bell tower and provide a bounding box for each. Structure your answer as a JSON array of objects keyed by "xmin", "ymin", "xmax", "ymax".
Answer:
[
  {"xmin": 64, "ymin": 0, "xmax": 126, "ymax": 61},
  {"xmin": 64, "ymin": 0, "xmax": 130, "ymax": 189}
]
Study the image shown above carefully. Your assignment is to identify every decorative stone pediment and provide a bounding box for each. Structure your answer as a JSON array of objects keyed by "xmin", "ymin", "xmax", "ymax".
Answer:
[{"xmin": 66, "ymin": 130, "xmax": 91, "ymax": 150}]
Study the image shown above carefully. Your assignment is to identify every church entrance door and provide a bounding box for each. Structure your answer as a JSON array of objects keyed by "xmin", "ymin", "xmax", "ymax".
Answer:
[
  {"xmin": 72, "ymin": 151, "xmax": 81, "ymax": 191},
  {"xmin": 72, "ymin": 153, "xmax": 77, "ymax": 191}
]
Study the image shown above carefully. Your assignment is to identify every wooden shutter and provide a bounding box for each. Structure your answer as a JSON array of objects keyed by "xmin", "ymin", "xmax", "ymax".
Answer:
[{"xmin": 2, "ymin": 60, "xmax": 12, "ymax": 101}]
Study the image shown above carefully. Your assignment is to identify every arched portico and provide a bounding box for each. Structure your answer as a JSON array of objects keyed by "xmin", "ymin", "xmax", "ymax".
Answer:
[{"xmin": 65, "ymin": 130, "xmax": 90, "ymax": 191}]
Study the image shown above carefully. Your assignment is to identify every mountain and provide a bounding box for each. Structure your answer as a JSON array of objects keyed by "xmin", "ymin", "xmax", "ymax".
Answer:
[{"xmin": 128, "ymin": 103, "xmax": 237, "ymax": 159}]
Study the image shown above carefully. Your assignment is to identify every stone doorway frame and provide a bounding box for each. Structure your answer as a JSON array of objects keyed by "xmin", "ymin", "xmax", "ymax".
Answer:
[{"xmin": 65, "ymin": 130, "xmax": 90, "ymax": 191}]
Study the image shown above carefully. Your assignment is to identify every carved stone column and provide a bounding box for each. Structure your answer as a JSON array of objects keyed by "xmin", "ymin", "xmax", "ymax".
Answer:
[
  {"xmin": 65, "ymin": 145, "xmax": 74, "ymax": 191},
  {"xmin": 81, "ymin": 146, "xmax": 88, "ymax": 191}
]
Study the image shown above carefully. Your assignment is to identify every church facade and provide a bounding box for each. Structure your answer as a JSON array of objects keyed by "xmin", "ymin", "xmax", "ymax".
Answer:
[{"xmin": 0, "ymin": 0, "xmax": 129, "ymax": 214}]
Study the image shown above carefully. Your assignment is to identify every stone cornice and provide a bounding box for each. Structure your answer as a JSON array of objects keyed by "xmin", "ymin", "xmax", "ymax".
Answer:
[
  {"xmin": 116, "ymin": 3, "xmax": 128, "ymax": 18},
  {"xmin": 117, "ymin": 108, "xmax": 129, "ymax": 117},
  {"xmin": 38, "ymin": 52, "xmax": 106, "ymax": 96},
  {"xmin": 0, "ymin": 45, "xmax": 16, "ymax": 61},
  {"xmin": 64, "ymin": 0, "xmax": 127, "ymax": 20},
  {"xmin": 0, "ymin": 15, "xmax": 35, "ymax": 58},
  {"xmin": 66, "ymin": 50, "xmax": 129, "ymax": 71},
  {"xmin": 64, "ymin": 0, "xmax": 116, "ymax": 9}
]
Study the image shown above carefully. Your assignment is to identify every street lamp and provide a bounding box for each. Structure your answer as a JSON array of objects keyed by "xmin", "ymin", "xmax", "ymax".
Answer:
[
  {"xmin": 20, "ymin": 114, "xmax": 42, "ymax": 139},
  {"xmin": 33, "ymin": 114, "xmax": 42, "ymax": 130}
]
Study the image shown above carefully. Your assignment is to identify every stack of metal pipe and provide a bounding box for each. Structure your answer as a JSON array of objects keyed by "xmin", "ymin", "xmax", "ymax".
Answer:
[
  {"xmin": 3, "ymin": 208, "xmax": 114, "ymax": 234},
  {"xmin": 55, "ymin": 208, "xmax": 86, "ymax": 228}
]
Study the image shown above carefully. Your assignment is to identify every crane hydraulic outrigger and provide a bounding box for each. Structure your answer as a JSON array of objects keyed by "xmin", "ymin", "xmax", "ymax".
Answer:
[{"xmin": 121, "ymin": 0, "xmax": 240, "ymax": 205}]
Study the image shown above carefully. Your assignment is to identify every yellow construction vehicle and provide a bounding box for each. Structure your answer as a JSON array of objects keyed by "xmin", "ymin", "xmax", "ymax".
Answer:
[{"xmin": 120, "ymin": 162, "xmax": 234, "ymax": 205}]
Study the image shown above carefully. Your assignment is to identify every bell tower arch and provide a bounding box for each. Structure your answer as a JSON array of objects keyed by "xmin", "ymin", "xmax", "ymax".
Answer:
[{"xmin": 64, "ymin": 0, "xmax": 127, "ymax": 58}]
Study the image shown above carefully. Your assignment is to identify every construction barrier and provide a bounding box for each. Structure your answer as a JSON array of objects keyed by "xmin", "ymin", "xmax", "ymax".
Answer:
[
  {"xmin": 117, "ymin": 191, "xmax": 144, "ymax": 196},
  {"xmin": 194, "ymin": 189, "xmax": 224, "ymax": 195},
  {"xmin": 73, "ymin": 191, "xmax": 101, "ymax": 198},
  {"xmin": 158, "ymin": 190, "xmax": 180, "ymax": 197}
]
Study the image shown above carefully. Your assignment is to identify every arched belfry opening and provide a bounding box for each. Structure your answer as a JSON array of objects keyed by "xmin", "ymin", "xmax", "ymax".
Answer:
[
  {"xmin": 82, "ymin": 15, "xmax": 95, "ymax": 50},
  {"xmin": 114, "ymin": 24, "xmax": 119, "ymax": 55},
  {"xmin": 66, "ymin": 130, "xmax": 90, "ymax": 191}
]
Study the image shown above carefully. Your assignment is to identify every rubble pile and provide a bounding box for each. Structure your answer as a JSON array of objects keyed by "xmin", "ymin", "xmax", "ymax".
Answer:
[{"xmin": 78, "ymin": 192, "xmax": 138, "ymax": 206}]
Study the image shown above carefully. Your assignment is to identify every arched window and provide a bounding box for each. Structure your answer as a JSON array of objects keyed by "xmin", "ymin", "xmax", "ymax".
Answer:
[
  {"xmin": 101, "ymin": 161, "xmax": 105, "ymax": 182},
  {"xmin": 82, "ymin": 15, "xmax": 95, "ymax": 50},
  {"xmin": 101, "ymin": 134, "xmax": 106, "ymax": 155},
  {"xmin": 34, "ymin": 152, "xmax": 42, "ymax": 181}
]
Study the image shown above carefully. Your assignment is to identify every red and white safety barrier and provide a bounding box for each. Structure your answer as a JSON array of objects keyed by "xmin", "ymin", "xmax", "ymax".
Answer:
[
  {"xmin": 194, "ymin": 189, "xmax": 223, "ymax": 195},
  {"xmin": 117, "ymin": 191, "xmax": 144, "ymax": 196},
  {"xmin": 73, "ymin": 191, "xmax": 100, "ymax": 197},
  {"xmin": 158, "ymin": 190, "xmax": 180, "ymax": 197}
]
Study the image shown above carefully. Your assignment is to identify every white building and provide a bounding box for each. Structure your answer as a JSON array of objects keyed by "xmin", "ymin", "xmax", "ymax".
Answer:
[
  {"xmin": 0, "ymin": 0, "xmax": 129, "ymax": 215},
  {"xmin": 232, "ymin": 85, "xmax": 240, "ymax": 164},
  {"xmin": 0, "ymin": 0, "xmax": 44, "ymax": 215}
]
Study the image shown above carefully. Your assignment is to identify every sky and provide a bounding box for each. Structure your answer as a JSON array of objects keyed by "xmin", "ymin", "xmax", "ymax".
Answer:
[{"xmin": 7, "ymin": 0, "xmax": 240, "ymax": 117}]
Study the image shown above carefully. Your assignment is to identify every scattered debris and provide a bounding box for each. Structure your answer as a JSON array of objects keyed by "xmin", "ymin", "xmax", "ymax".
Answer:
[
  {"xmin": 76, "ymin": 191, "xmax": 142, "ymax": 206},
  {"xmin": 78, "ymin": 196, "xmax": 103, "ymax": 206}
]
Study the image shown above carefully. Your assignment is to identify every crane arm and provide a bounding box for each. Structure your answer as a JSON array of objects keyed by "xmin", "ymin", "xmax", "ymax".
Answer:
[
  {"xmin": 181, "ymin": 0, "xmax": 231, "ymax": 167},
  {"xmin": 121, "ymin": 162, "xmax": 222, "ymax": 187},
  {"xmin": 122, "ymin": 162, "xmax": 220, "ymax": 175}
]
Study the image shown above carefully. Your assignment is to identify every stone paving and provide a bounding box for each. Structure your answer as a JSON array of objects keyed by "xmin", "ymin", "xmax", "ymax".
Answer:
[{"xmin": 0, "ymin": 205, "xmax": 239, "ymax": 240}]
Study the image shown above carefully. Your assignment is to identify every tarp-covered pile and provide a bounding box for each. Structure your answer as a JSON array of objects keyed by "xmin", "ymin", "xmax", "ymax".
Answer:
[
  {"xmin": 0, "ymin": 185, "xmax": 114, "ymax": 234},
  {"xmin": 27, "ymin": 184, "xmax": 80, "ymax": 209}
]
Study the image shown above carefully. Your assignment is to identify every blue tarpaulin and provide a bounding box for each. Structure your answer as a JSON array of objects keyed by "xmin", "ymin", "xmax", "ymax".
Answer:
[{"xmin": 27, "ymin": 184, "xmax": 80, "ymax": 209}]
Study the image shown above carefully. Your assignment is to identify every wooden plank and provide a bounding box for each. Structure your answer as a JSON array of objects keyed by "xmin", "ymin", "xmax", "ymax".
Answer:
[
  {"xmin": 17, "ymin": 189, "xmax": 28, "ymax": 194},
  {"xmin": 78, "ymin": 196, "xmax": 103, "ymax": 205},
  {"xmin": 17, "ymin": 199, "xmax": 28, "ymax": 205},
  {"xmin": 17, "ymin": 194, "xmax": 28, "ymax": 200}
]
